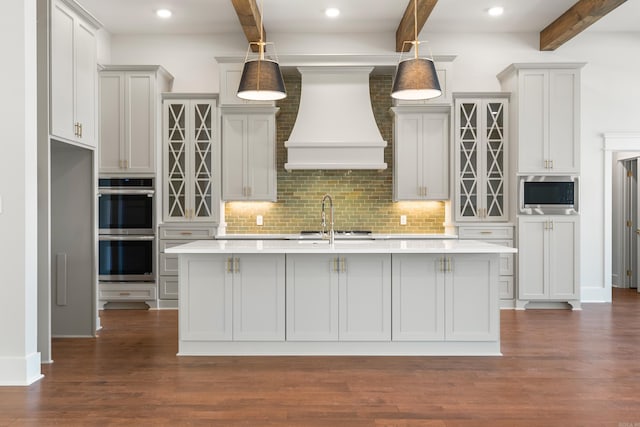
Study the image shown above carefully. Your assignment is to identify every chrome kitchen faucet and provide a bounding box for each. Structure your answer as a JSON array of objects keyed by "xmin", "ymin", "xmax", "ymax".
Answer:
[{"xmin": 321, "ymin": 194, "xmax": 335, "ymax": 245}]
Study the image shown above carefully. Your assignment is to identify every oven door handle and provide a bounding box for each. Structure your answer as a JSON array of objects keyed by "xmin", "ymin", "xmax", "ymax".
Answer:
[
  {"xmin": 97, "ymin": 189, "xmax": 155, "ymax": 196},
  {"xmin": 98, "ymin": 235, "xmax": 155, "ymax": 241}
]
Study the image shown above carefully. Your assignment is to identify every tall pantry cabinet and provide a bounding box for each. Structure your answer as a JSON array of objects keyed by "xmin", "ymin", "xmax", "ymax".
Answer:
[
  {"xmin": 498, "ymin": 63, "xmax": 584, "ymax": 309},
  {"xmin": 453, "ymin": 94, "xmax": 515, "ymax": 304}
]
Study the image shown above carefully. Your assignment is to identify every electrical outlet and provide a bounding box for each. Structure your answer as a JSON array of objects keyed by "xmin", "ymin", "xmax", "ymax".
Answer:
[
  {"xmin": 400, "ymin": 215, "xmax": 407, "ymax": 225},
  {"xmin": 256, "ymin": 215, "xmax": 263, "ymax": 226}
]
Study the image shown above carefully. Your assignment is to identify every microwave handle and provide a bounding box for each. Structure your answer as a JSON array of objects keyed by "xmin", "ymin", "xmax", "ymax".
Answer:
[{"xmin": 98, "ymin": 235, "xmax": 155, "ymax": 241}]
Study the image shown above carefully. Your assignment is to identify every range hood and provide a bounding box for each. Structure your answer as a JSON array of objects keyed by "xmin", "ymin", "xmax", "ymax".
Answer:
[{"xmin": 285, "ymin": 66, "xmax": 387, "ymax": 170}]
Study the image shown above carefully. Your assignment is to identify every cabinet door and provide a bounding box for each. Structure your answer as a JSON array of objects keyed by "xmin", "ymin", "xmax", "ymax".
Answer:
[
  {"xmin": 445, "ymin": 254, "xmax": 498, "ymax": 341},
  {"xmin": 221, "ymin": 114, "xmax": 247, "ymax": 200},
  {"xmin": 126, "ymin": 73, "xmax": 155, "ymax": 173},
  {"xmin": 286, "ymin": 254, "xmax": 339, "ymax": 341},
  {"xmin": 189, "ymin": 102, "xmax": 217, "ymax": 221},
  {"xmin": 392, "ymin": 254, "xmax": 445, "ymax": 341},
  {"xmin": 518, "ymin": 217, "xmax": 548, "ymax": 300},
  {"xmin": 456, "ymin": 100, "xmax": 481, "ymax": 219},
  {"xmin": 246, "ymin": 114, "xmax": 277, "ymax": 201},
  {"xmin": 421, "ymin": 113, "xmax": 449, "ymax": 200},
  {"xmin": 74, "ymin": 20, "xmax": 97, "ymax": 147},
  {"xmin": 394, "ymin": 114, "xmax": 422, "ymax": 200},
  {"xmin": 548, "ymin": 217, "xmax": 579, "ymax": 299},
  {"xmin": 50, "ymin": 1, "xmax": 76, "ymax": 142},
  {"xmin": 164, "ymin": 101, "xmax": 188, "ymax": 220},
  {"xmin": 518, "ymin": 70, "xmax": 548, "ymax": 173},
  {"xmin": 179, "ymin": 254, "xmax": 232, "ymax": 341},
  {"xmin": 232, "ymin": 254, "xmax": 285, "ymax": 341},
  {"xmin": 548, "ymin": 70, "xmax": 579, "ymax": 173},
  {"xmin": 483, "ymin": 100, "xmax": 507, "ymax": 220},
  {"xmin": 98, "ymin": 72, "xmax": 125, "ymax": 172},
  {"xmin": 339, "ymin": 254, "xmax": 391, "ymax": 341}
]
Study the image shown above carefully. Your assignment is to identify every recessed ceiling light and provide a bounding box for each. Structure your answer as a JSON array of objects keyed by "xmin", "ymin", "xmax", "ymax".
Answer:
[
  {"xmin": 488, "ymin": 6, "xmax": 504, "ymax": 17},
  {"xmin": 325, "ymin": 8, "xmax": 340, "ymax": 18},
  {"xmin": 156, "ymin": 9, "xmax": 172, "ymax": 19}
]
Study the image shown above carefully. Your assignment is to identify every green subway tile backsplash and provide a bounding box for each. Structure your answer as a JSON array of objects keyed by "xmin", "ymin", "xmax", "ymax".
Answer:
[{"xmin": 224, "ymin": 73, "xmax": 446, "ymax": 234}]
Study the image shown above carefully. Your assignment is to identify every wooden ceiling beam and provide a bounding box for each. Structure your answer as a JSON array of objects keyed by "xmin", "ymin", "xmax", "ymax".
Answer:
[
  {"xmin": 540, "ymin": 0, "xmax": 628, "ymax": 51},
  {"xmin": 230, "ymin": 0, "xmax": 265, "ymax": 53},
  {"xmin": 396, "ymin": 0, "xmax": 438, "ymax": 52}
]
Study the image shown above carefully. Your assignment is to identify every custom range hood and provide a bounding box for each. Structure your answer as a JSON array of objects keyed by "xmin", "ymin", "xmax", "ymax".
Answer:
[{"xmin": 285, "ymin": 66, "xmax": 387, "ymax": 170}]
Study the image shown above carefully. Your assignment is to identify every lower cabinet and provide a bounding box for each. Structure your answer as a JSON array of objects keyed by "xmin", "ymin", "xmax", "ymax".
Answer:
[
  {"xmin": 158, "ymin": 225, "xmax": 216, "ymax": 304},
  {"xmin": 392, "ymin": 254, "xmax": 498, "ymax": 342},
  {"xmin": 285, "ymin": 254, "xmax": 391, "ymax": 341},
  {"xmin": 518, "ymin": 216, "xmax": 579, "ymax": 304},
  {"xmin": 179, "ymin": 253, "xmax": 285, "ymax": 342}
]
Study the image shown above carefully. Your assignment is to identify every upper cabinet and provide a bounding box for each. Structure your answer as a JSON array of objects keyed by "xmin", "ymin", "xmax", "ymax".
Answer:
[
  {"xmin": 163, "ymin": 96, "xmax": 219, "ymax": 223},
  {"xmin": 99, "ymin": 66, "xmax": 174, "ymax": 174},
  {"xmin": 221, "ymin": 106, "xmax": 278, "ymax": 201},
  {"xmin": 498, "ymin": 64, "xmax": 584, "ymax": 174},
  {"xmin": 392, "ymin": 106, "xmax": 449, "ymax": 201},
  {"xmin": 218, "ymin": 63, "xmax": 275, "ymax": 107},
  {"xmin": 454, "ymin": 95, "xmax": 509, "ymax": 222},
  {"xmin": 50, "ymin": 0, "xmax": 101, "ymax": 148}
]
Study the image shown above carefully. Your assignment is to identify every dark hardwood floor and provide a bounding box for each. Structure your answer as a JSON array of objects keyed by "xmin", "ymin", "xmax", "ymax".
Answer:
[{"xmin": 2, "ymin": 288, "xmax": 640, "ymax": 426}]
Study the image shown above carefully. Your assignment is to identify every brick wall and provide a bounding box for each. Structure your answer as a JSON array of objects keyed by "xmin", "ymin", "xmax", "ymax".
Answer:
[{"xmin": 224, "ymin": 73, "xmax": 446, "ymax": 234}]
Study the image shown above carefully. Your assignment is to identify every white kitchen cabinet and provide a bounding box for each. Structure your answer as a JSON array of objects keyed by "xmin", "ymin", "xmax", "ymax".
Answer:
[
  {"xmin": 180, "ymin": 254, "xmax": 232, "ymax": 341},
  {"xmin": 286, "ymin": 254, "xmax": 391, "ymax": 341},
  {"xmin": 99, "ymin": 66, "xmax": 173, "ymax": 174},
  {"xmin": 518, "ymin": 216, "xmax": 580, "ymax": 305},
  {"xmin": 392, "ymin": 254, "xmax": 498, "ymax": 342},
  {"xmin": 221, "ymin": 106, "xmax": 278, "ymax": 201},
  {"xmin": 50, "ymin": 0, "xmax": 101, "ymax": 147},
  {"xmin": 232, "ymin": 254, "xmax": 285, "ymax": 341},
  {"xmin": 498, "ymin": 64, "xmax": 583, "ymax": 174},
  {"xmin": 157, "ymin": 225, "xmax": 216, "ymax": 304},
  {"xmin": 218, "ymin": 62, "xmax": 275, "ymax": 106},
  {"xmin": 392, "ymin": 254, "xmax": 444, "ymax": 340},
  {"xmin": 392, "ymin": 107, "xmax": 449, "ymax": 201},
  {"xmin": 454, "ymin": 96, "xmax": 509, "ymax": 222},
  {"xmin": 179, "ymin": 254, "xmax": 285, "ymax": 342},
  {"xmin": 458, "ymin": 225, "xmax": 514, "ymax": 300},
  {"xmin": 163, "ymin": 97, "xmax": 219, "ymax": 223}
]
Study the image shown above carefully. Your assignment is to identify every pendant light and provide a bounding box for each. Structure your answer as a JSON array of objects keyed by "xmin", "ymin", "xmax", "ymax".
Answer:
[
  {"xmin": 391, "ymin": 0, "xmax": 441, "ymax": 100},
  {"xmin": 237, "ymin": 0, "xmax": 286, "ymax": 101}
]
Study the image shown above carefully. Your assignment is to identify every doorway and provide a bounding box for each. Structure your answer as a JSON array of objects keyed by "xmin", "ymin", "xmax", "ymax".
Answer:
[{"xmin": 614, "ymin": 154, "xmax": 640, "ymax": 289}]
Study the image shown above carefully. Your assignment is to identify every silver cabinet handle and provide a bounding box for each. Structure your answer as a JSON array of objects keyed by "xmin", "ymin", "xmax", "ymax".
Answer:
[
  {"xmin": 333, "ymin": 257, "xmax": 339, "ymax": 272},
  {"xmin": 341, "ymin": 257, "xmax": 346, "ymax": 273},
  {"xmin": 234, "ymin": 257, "xmax": 240, "ymax": 273},
  {"xmin": 226, "ymin": 257, "xmax": 233, "ymax": 273}
]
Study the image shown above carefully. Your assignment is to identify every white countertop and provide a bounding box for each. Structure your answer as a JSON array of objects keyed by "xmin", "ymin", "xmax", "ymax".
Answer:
[
  {"xmin": 166, "ymin": 239, "xmax": 517, "ymax": 254},
  {"xmin": 218, "ymin": 233, "xmax": 458, "ymax": 240}
]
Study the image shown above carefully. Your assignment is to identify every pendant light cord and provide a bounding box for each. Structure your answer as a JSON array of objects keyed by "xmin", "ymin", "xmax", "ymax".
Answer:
[{"xmin": 414, "ymin": 0, "xmax": 419, "ymax": 58}]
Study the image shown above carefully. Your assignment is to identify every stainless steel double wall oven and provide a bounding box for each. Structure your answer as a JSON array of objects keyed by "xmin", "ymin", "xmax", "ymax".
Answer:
[{"xmin": 98, "ymin": 178, "xmax": 155, "ymax": 282}]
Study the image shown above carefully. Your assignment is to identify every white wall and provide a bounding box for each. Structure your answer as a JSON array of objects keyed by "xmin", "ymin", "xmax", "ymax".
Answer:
[
  {"xmin": 0, "ymin": 0, "xmax": 42, "ymax": 385},
  {"xmin": 108, "ymin": 29, "xmax": 640, "ymax": 302}
]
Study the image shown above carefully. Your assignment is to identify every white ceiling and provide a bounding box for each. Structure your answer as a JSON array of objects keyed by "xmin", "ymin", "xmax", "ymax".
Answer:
[{"xmin": 75, "ymin": 0, "xmax": 640, "ymax": 36}]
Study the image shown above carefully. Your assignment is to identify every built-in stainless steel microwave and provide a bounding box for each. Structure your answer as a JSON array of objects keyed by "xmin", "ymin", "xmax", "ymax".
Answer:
[{"xmin": 519, "ymin": 175, "xmax": 579, "ymax": 215}]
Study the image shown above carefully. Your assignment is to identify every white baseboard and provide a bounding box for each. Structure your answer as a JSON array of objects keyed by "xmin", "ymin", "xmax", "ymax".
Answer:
[
  {"xmin": 581, "ymin": 286, "xmax": 611, "ymax": 303},
  {"xmin": 0, "ymin": 352, "xmax": 43, "ymax": 386}
]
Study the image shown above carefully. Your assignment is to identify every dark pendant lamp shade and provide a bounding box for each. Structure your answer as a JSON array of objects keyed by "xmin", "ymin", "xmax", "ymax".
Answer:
[
  {"xmin": 237, "ymin": 59, "xmax": 286, "ymax": 101},
  {"xmin": 391, "ymin": 57, "xmax": 442, "ymax": 100}
]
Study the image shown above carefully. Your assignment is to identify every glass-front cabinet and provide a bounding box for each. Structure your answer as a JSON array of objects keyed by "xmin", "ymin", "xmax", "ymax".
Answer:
[
  {"xmin": 163, "ymin": 97, "xmax": 219, "ymax": 223},
  {"xmin": 454, "ymin": 96, "xmax": 509, "ymax": 222}
]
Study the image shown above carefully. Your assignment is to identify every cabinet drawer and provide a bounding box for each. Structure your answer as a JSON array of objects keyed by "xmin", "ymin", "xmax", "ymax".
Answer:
[
  {"xmin": 499, "ymin": 276, "xmax": 514, "ymax": 299},
  {"xmin": 159, "ymin": 253, "xmax": 179, "ymax": 275},
  {"xmin": 159, "ymin": 239, "xmax": 197, "ymax": 252},
  {"xmin": 99, "ymin": 283, "xmax": 156, "ymax": 301},
  {"xmin": 458, "ymin": 226, "xmax": 513, "ymax": 239},
  {"xmin": 159, "ymin": 226, "xmax": 216, "ymax": 240},
  {"xmin": 159, "ymin": 276, "xmax": 178, "ymax": 300}
]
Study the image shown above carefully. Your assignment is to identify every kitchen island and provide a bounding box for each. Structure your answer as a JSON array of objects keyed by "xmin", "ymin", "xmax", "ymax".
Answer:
[{"xmin": 167, "ymin": 239, "xmax": 516, "ymax": 356}]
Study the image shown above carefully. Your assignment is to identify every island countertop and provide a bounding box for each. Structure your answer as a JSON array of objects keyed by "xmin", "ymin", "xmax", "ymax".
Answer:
[{"xmin": 166, "ymin": 239, "xmax": 517, "ymax": 254}]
